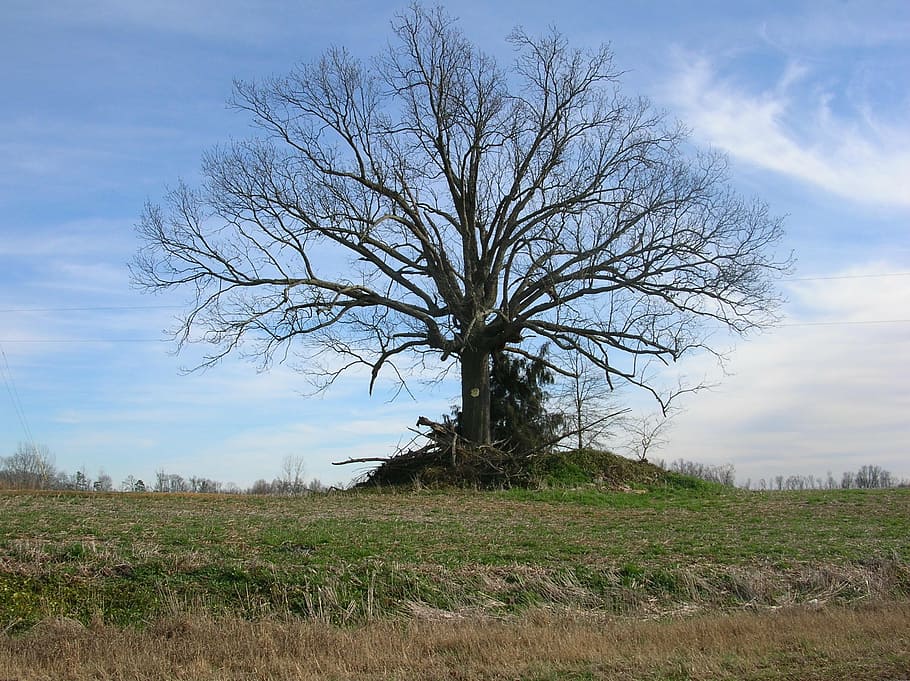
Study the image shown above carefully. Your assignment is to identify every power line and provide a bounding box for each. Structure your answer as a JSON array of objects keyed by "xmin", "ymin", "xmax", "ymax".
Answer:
[
  {"xmin": 0, "ymin": 338, "xmax": 166, "ymax": 344},
  {"xmin": 0, "ymin": 342, "xmax": 37, "ymax": 450},
  {"xmin": 787, "ymin": 272, "xmax": 910, "ymax": 282},
  {"xmin": 779, "ymin": 319, "xmax": 910, "ymax": 328},
  {"xmin": 0, "ymin": 272, "xmax": 907, "ymax": 314},
  {"xmin": 2, "ymin": 317, "xmax": 910, "ymax": 343},
  {"xmin": 0, "ymin": 305, "xmax": 182, "ymax": 313}
]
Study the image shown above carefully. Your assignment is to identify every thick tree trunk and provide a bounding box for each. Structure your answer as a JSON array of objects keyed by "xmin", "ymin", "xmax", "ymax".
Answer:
[{"xmin": 460, "ymin": 346, "xmax": 491, "ymax": 444}]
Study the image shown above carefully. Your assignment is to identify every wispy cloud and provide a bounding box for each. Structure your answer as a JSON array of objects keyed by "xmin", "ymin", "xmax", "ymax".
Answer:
[
  {"xmin": 666, "ymin": 264, "xmax": 910, "ymax": 481},
  {"xmin": 9, "ymin": 0, "xmax": 388, "ymax": 47},
  {"xmin": 0, "ymin": 218, "xmax": 134, "ymax": 259},
  {"xmin": 758, "ymin": 3, "xmax": 910, "ymax": 51},
  {"xmin": 0, "ymin": 117, "xmax": 210, "ymax": 201},
  {"xmin": 186, "ymin": 407, "xmax": 431, "ymax": 487},
  {"xmin": 11, "ymin": 0, "xmax": 274, "ymax": 43},
  {"xmin": 665, "ymin": 55, "xmax": 910, "ymax": 209}
]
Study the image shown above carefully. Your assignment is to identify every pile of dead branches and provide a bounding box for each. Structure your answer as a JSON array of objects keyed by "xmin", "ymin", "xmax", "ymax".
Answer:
[{"xmin": 334, "ymin": 417, "xmax": 539, "ymax": 488}]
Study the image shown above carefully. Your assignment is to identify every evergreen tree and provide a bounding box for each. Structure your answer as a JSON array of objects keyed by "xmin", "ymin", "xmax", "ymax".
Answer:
[{"xmin": 489, "ymin": 349, "xmax": 565, "ymax": 453}]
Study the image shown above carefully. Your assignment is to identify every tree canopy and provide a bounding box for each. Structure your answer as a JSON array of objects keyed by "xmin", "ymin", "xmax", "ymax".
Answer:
[{"xmin": 133, "ymin": 5, "xmax": 789, "ymax": 446}]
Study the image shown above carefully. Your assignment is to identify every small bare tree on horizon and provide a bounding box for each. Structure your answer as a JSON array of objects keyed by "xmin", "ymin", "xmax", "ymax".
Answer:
[
  {"xmin": 132, "ymin": 5, "xmax": 789, "ymax": 449},
  {"xmin": 0, "ymin": 442, "xmax": 57, "ymax": 490},
  {"xmin": 555, "ymin": 355, "xmax": 628, "ymax": 452}
]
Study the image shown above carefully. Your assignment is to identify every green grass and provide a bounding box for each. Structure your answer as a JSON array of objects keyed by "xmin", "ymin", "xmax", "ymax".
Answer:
[{"xmin": 0, "ymin": 486, "xmax": 908, "ymax": 631}]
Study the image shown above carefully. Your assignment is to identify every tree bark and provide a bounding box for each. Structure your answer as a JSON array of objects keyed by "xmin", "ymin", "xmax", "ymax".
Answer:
[{"xmin": 460, "ymin": 346, "xmax": 491, "ymax": 444}]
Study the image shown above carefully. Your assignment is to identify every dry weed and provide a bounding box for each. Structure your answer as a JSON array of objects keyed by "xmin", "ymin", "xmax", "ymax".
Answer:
[{"xmin": 1, "ymin": 604, "xmax": 909, "ymax": 680}]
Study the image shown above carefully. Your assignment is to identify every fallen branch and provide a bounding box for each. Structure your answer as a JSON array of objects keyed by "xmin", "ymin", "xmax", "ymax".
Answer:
[{"xmin": 332, "ymin": 457, "xmax": 391, "ymax": 466}]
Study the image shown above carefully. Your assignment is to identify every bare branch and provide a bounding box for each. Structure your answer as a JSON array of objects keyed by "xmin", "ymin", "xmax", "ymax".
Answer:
[{"xmin": 133, "ymin": 6, "xmax": 790, "ymax": 444}]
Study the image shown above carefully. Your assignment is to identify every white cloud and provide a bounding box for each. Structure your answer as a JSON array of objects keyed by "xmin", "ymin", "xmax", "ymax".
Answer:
[
  {"xmin": 666, "ymin": 55, "xmax": 910, "ymax": 209},
  {"xmin": 664, "ymin": 264, "xmax": 910, "ymax": 482}
]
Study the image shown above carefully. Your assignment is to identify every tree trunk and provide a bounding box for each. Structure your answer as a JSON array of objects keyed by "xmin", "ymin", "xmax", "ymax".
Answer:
[
  {"xmin": 576, "ymin": 377, "xmax": 583, "ymax": 452},
  {"xmin": 460, "ymin": 346, "xmax": 491, "ymax": 445}
]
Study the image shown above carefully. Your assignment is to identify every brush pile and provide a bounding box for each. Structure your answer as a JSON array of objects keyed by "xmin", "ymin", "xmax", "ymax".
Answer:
[
  {"xmin": 334, "ymin": 417, "xmax": 671, "ymax": 489},
  {"xmin": 335, "ymin": 417, "xmax": 536, "ymax": 488}
]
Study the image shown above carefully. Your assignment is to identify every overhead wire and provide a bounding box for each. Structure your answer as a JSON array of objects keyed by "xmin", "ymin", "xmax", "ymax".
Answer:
[
  {"xmin": 0, "ymin": 271, "xmax": 906, "ymax": 342},
  {"xmin": 0, "ymin": 316, "xmax": 908, "ymax": 345},
  {"xmin": 0, "ymin": 342, "xmax": 38, "ymax": 450},
  {"xmin": 0, "ymin": 272, "xmax": 906, "ymax": 315},
  {"xmin": 0, "ymin": 338, "xmax": 166, "ymax": 343},
  {"xmin": 0, "ymin": 304, "xmax": 182, "ymax": 313},
  {"xmin": 778, "ymin": 319, "xmax": 910, "ymax": 327},
  {"xmin": 787, "ymin": 272, "xmax": 910, "ymax": 281}
]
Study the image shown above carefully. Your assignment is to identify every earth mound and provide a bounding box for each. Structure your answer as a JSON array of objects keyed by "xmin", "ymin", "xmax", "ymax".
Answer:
[{"xmin": 353, "ymin": 419, "xmax": 675, "ymax": 489}]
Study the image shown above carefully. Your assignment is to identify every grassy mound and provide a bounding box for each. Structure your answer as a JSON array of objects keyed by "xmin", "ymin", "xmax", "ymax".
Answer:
[
  {"xmin": 530, "ymin": 449, "xmax": 673, "ymax": 488},
  {"xmin": 359, "ymin": 446, "xmax": 685, "ymax": 490}
]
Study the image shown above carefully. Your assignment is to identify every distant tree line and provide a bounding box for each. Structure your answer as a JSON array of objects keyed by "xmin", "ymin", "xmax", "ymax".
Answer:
[
  {"xmin": 0, "ymin": 443, "xmax": 108, "ymax": 491},
  {"xmin": 746, "ymin": 464, "xmax": 902, "ymax": 491},
  {"xmin": 2, "ymin": 442, "xmax": 906, "ymax": 494},
  {"xmin": 246, "ymin": 455, "xmax": 327, "ymax": 495},
  {"xmin": 665, "ymin": 458, "xmax": 907, "ymax": 491},
  {"xmin": 666, "ymin": 459, "xmax": 737, "ymax": 487},
  {"xmin": 0, "ymin": 445, "xmax": 325, "ymax": 495},
  {"xmin": 152, "ymin": 470, "xmax": 237, "ymax": 494}
]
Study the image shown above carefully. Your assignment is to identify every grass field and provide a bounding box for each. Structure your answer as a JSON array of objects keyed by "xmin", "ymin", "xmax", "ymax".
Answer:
[{"xmin": 1, "ymin": 484, "xmax": 909, "ymax": 679}]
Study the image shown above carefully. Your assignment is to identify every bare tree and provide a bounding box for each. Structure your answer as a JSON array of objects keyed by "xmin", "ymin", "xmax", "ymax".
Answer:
[
  {"xmin": 154, "ymin": 470, "xmax": 189, "ymax": 493},
  {"xmin": 668, "ymin": 458, "xmax": 736, "ymax": 486},
  {"xmin": 556, "ymin": 355, "xmax": 628, "ymax": 451},
  {"xmin": 623, "ymin": 410, "xmax": 677, "ymax": 463},
  {"xmin": 0, "ymin": 443, "xmax": 57, "ymax": 490},
  {"xmin": 94, "ymin": 471, "xmax": 113, "ymax": 492},
  {"xmin": 189, "ymin": 476, "xmax": 223, "ymax": 493},
  {"xmin": 279, "ymin": 454, "xmax": 307, "ymax": 494},
  {"xmin": 853, "ymin": 464, "xmax": 892, "ymax": 489},
  {"xmin": 248, "ymin": 478, "xmax": 274, "ymax": 495},
  {"xmin": 133, "ymin": 6, "xmax": 789, "ymax": 447}
]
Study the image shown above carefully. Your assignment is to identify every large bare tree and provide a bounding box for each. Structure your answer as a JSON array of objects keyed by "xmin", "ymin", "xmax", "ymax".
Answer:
[{"xmin": 133, "ymin": 6, "xmax": 788, "ymax": 446}]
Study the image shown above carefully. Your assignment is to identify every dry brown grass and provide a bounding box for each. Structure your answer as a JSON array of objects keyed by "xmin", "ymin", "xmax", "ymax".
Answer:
[
  {"xmin": 2, "ymin": 604, "xmax": 909, "ymax": 680},
  {"xmin": 2, "ymin": 489, "xmax": 908, "ymax": 678}
]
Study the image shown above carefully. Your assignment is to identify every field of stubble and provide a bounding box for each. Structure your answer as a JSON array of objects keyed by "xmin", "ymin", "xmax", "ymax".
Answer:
[{"xmin": 1, "ymin": 486, "xmax": 908, "ymax": 679}]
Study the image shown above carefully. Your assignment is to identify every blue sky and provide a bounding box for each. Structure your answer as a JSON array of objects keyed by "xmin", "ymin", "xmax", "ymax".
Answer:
[{"xmin": 1, "ymin": 0, "xmax": 908, "ymax": 488}]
